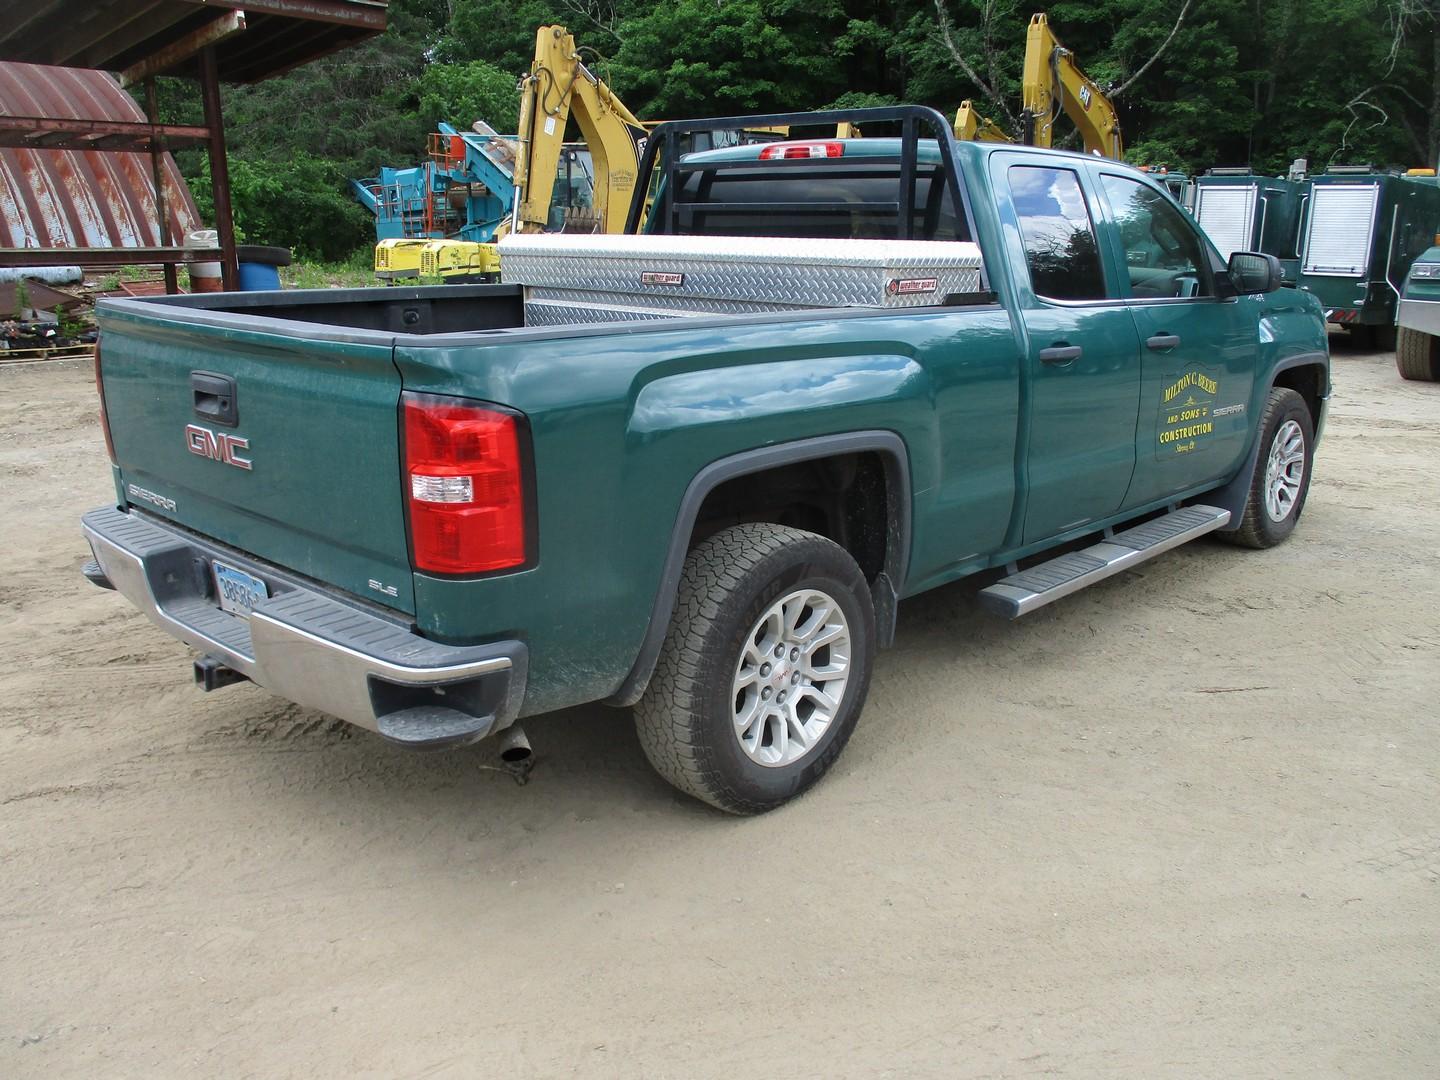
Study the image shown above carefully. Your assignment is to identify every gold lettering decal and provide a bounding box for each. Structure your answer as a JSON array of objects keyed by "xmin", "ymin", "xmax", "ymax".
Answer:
[{"xmin": 1162, "ymin": 371, "xmax": 1219, "ymax": 403}]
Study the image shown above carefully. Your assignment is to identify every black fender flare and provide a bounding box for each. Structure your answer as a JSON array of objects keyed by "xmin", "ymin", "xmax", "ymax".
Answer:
[
  {"xmin": 1210, "ymin": 352, "xmax": 1330, "ymax": 529},
  {"xmin": 606, "ymin": 431, "xmax": 912, "ymax": 707}
]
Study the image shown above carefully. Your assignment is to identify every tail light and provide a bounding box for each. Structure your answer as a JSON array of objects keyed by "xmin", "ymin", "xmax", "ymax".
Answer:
[
  {"xmin": 94, "ymin": 339, "xmax": 116, "ymax": 464},
  {"xmin": 403, "ymin": 393, "xmax": 529, "ymax": 574},
  {"xmin": 759, "ymin": 141, "xmax": 844, "ymax": 160}
]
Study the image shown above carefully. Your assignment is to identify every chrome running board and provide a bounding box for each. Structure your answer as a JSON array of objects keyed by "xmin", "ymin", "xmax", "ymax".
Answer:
[{"xmin": 977, "ymin": 505, "xmax": 1231, "ymax": 619}]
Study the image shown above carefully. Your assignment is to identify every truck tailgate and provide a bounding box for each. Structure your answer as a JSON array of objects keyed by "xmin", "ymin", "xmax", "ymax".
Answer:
[{"xmin": 98, "ymin": 309, "xmax": 415, "ymax": 614}]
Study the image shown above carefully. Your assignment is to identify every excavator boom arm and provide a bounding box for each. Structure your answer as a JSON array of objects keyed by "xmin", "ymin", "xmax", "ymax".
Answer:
[
  {"xmin": 954, "ymin": 101, "xmax": 1013, "ymax": 144},
  {"xmin": 1021, "ymin": 13, "xmax": 1123, "ymax": 159},
  {"xmin": 510, "ymin": 25, "xmax": 644, "ymax": 235}
]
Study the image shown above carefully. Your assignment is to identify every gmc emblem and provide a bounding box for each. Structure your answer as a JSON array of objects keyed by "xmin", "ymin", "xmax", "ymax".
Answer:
[{"xmin": 185, "ymin": 424, "xmax": 252, "ymax": 470}]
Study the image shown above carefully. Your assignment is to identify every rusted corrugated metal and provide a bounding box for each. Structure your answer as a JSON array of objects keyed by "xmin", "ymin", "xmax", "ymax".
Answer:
[
  {"xmin": 0, "ymin": 2, "xmax": 388, "ymax": 85},
  {"xmin": 0, "ymin": 62, "xmax": 200, "ymax": 250}
]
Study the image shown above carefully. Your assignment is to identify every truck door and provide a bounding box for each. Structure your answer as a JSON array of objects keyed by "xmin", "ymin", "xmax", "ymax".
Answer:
[
  {"xmin": 1090, "ymin": 169, "xmax": 1258, "ymax": 507},
  {"xmin": 992, "ymin": 158, "xmax": 1144, "ymax": 544}
]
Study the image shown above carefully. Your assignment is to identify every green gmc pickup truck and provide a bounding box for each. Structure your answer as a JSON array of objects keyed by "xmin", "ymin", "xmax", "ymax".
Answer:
[{"xmin": 82, "ymin": 108, "xmax": 1330, "ymax": 813}]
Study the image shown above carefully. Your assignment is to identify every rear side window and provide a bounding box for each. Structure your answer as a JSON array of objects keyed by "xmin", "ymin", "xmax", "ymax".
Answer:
[{"xmin": 1007, "ymin": 165, "xmax": 1106, "ymax": 301}]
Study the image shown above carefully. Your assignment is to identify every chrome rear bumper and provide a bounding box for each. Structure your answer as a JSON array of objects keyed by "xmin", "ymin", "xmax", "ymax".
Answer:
[{"xmin": 81, "ymin": 506, "xmax": 526, "ymax": 747}]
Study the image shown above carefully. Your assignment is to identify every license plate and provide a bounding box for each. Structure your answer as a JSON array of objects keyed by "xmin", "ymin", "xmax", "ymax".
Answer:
[{"xmin": 212, "ymin": 560, "xmax": 269, "ymax": 617}]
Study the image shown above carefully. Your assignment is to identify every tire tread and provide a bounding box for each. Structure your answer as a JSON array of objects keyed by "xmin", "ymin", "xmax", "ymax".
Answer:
[
  {"xmin": 635, "ymin": 523, "xmax": 866, "ymax": 814},
  {"xmin": 1396, "ymin": 325, "xmax": 1440, "ymax": 382},
  {"xmin": 1219, "ymin": 386, "xmax": 1311, "ymax": 550}
]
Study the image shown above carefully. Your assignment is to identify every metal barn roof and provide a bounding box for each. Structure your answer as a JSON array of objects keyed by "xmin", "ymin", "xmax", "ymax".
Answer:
[
  {"xmin": 0, "ymin": 1, "xmax": 388, "ymax": 286},
  {"xmin": 0, "ymin": 1, "xmax": 388, "ymax": 84},
  {"xmin": 0, "ymin": 62, "xmax": 200, "ymax": 250}
]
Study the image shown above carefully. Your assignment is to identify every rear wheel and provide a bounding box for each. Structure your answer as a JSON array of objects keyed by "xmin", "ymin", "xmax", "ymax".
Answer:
[
  {"xmin": 1396, "ymin": 326, "xmax": 1440, "ymax": 382},
  {"xmin": 635, "ymin": 523, "xmax": 875, "ymax": 814},
  {"xmin": 1220, "ymin": 387, "xmax": 1314, "ymax": 549}
]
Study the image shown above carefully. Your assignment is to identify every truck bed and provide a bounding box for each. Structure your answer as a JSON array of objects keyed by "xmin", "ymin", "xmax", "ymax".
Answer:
[
  {"xmin": 116, "ymin": 233, "xmax": 988, "ymax": 340},
  {"xmin": 121, "ymin": 282, "xmax": 527, "ymax": 338}
]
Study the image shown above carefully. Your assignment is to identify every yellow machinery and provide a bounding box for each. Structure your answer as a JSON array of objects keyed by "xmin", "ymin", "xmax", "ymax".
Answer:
[
  {"xmin": 375, "ymin": 23, "xmax": 818, "ymax": 280},
  {"xmin": 419, "ymin": 239, "xmax": 501, "ymax": 281},
  {"xmin": 951, "ymin": 14, "xmax": 1123, "ymax": 161},
  {"xmin": 374, "ymin": 238, "xmax": 428, "ymax": 282},
  {"xmin": 376, "ymin": 238, "xmax": 500, "ymax": 285},
  {"xmin": 375, "ymin": 25, "xmax": 642, "ymax": 282},
  {"xmin": 953, "ymin": 101, "xmax": 1012, "ymax": 144},
  {"xmin": 1020, "ymin": 13, "xmax": 1122, "ymax": 158},
  {"xmin": 506, "ymin": 25, "xmax": 646, "ymax": 237}
]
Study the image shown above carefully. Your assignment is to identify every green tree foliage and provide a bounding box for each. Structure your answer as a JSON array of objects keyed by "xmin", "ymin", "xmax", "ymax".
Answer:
[
  {"xmin": 416, "ymin": 60, "xmax": 521, "ymax": 131},
  {"xmin": 608, "ymin": 1, "xmax": 850, "ymax": 116},
  {"xmin": 158, "ymin": 0, "xmax": 1440, "ymax": 258},
  {"xmin": 191, "ymin": 153, "xmax": 375, "ymax": 262},
  {"xmin": 437, "ymin": 1, "xmax": 598, "ymax": 72}
]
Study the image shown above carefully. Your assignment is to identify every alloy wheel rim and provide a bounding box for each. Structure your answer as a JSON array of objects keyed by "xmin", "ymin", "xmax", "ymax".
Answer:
[
  {"xmin": 1264, "ymin": 419, "xmax": 1305, "ymax": 523},
  {"xmin": 731, "ymin": 588, "xmax": 851, "ymax": 768}
]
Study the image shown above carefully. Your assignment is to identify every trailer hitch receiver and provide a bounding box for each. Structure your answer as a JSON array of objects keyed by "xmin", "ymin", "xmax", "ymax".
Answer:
[{"xmin": 194, "ymin": 654, "xmax": 249, "ymax": 692}]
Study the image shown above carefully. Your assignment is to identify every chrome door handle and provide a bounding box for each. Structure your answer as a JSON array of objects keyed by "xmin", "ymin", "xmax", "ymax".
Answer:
[{"xmin": 1038, "ymin": 345, "xmax": 1083, "ymax": 365}]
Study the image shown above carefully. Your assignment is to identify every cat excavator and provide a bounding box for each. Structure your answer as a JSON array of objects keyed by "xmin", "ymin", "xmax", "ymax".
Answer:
[{"xmin": 953, "ymin": 13, "xmax": 1124, "ymax": 160}]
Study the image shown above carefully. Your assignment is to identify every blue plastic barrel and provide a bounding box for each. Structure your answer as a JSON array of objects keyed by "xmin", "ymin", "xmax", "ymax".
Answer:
[{"xmin": 235, "ymin": 245, "xmax": 291, "ymax": 291}]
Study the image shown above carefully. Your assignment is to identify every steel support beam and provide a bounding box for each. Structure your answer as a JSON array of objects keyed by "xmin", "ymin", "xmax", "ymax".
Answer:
[
  {"xmin": 119, "ymin": 10, "xmax": 248, "ymax": 87},
  {"xmin": 0, "ymin": 116, "xmax": 210, "ymax": 153},
  {"xmin": 199, "ymin": 45, "xmax": 239, "ymax": 292},
  {"xmin": 144, "ymin": 79, "xmax": 179, "ymax": 295},
  {"xmin": 197, "ymin": 0, "xmax": 387, "ymax": 30},
  {"xmin": 0, "ymin": 247, "xmax": 223, "ymax": 267}
]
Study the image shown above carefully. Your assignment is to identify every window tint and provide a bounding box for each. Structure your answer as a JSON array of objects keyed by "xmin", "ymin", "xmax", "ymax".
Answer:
[
  {"xmin": 1100, "ymin": 174, "xmax": 1213, "ymax": 299},
  {"xmin": 1007, "ymin": 165, "xmax": 1106, "ymax": 301}
]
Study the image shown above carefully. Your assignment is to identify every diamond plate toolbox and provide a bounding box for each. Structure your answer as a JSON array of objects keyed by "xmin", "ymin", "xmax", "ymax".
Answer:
[{"xmin": 498, "ymin": 233, "xmax": 986, "ymax": 323}]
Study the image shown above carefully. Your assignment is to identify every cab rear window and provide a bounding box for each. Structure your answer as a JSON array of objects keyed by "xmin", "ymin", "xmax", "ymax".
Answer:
[{"xmin": 664, "ymin": 163, "xmax": 968, "ymax": 242}]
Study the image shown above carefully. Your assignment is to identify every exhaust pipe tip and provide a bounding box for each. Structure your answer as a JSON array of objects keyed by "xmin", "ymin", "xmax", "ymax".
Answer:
[
  {"xmin": 495, "ymin": 723, "xmax": 534, "ymax": 784},
  {"xmin": 497, "ymin": 724, "xmax": 532, "ymax": 763}
]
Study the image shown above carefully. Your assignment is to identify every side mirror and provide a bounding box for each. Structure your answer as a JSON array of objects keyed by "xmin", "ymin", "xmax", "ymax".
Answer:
[{"xmin": 1227, "ymin": 251, "xmax": 1284, "ymax": 294}]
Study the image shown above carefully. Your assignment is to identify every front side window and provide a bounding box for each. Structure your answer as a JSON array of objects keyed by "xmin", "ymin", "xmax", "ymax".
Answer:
[
  {"xmin": 1100, "ymin": 174, "xmax": 1214, "ymax": 299},
  {"xmin": 1007, "ymin": 165, "xmax": 1106, "ymax": 301}
]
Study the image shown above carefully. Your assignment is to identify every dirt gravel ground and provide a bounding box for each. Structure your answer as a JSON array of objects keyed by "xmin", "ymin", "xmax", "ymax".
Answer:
[{"xmin": 2, "ymin": 338, "xmax": 1437, "ymax": 1078}]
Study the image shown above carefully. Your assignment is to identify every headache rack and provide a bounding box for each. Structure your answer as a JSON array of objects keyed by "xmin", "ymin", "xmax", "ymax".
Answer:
[{"xmin": 625, "ymin": 105, "xmax": 982, "ymax": 250}]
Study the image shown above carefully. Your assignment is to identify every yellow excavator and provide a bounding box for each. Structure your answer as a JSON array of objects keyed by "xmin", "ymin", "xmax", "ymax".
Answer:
[
  {"xmin": 408, "ymin": 24, "xmax": 853, "ymax": 280},
  {"xmin": 399, "ymin": 25, "xmax": 646, "ymax": 282},
  {"xmin": 1020, "ymin": 13, "xmax": 1123, "ymax": 157},
  {"xmin": 503, "ymin": 26, "xmax": 797, "ymax": 236},
  {"xmin": 503, "ymin": 24, "xmax": 646, "ymax": 238},
  {"xmin": 953, "ymin": 100, "xmax": 1012, "ymax": 144},
  {"xmin": 953, "ymin": 14, "xmax": 1123, "ymax": 160}
]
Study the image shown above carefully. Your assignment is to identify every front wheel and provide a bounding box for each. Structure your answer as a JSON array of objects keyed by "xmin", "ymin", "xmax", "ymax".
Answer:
[
  {"xmin": 635, "ymin": 523, "xmax": 875, "ymax": 814},
  {"xmin": 1220, "ymin": 386, "xmax": 1314, "ymax": 549},
  {"xmin": 1396, "ymin": 325, "xmax": 1440, "ymax": 382}
]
